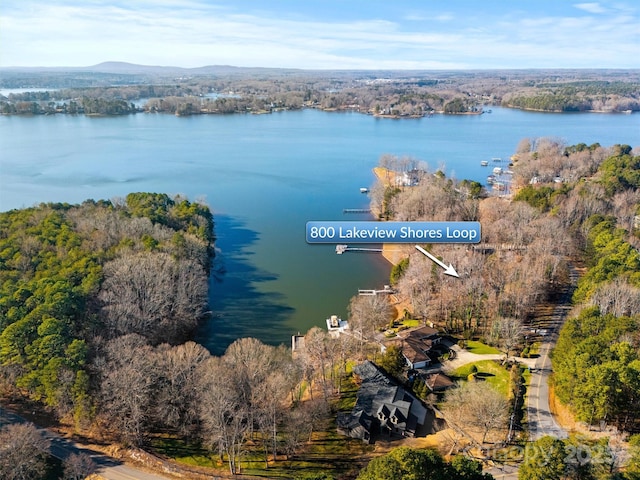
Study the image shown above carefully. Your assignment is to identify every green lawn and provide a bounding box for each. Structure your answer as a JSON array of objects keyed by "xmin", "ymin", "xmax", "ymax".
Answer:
[
  {"xmin": 334, "ymin": 374, "xmax": 359, "ymax": 412},
  {"xmin": 152, "ymin": 427, "xmax": 371, "ymax": 479},
  {"xmin": 400, "ymin": 319, "xmax": 421, "ymax": 328},
  {"xmin": 464, "ymin": 340, "xmax": 501, "ymax": 355},
  {"xmin": 151, "ymin": 372, "xmax": 371, "ymax": 479},
  {"xmin": 451, "ymin": 360, "xmax": 510, "ymax": 397},
  {"xmin": 151, "ymin": 436, "xmax": 220, "ymax": 469}
]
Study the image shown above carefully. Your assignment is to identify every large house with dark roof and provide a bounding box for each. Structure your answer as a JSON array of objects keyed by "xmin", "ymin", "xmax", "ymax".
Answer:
[
  {"xmin": 337, "ymin": 361, "xmax": 432, "ymax": 443},
  {"xmin": 396, "ymin": 326, "xmax": 443, "ymax": 369}
]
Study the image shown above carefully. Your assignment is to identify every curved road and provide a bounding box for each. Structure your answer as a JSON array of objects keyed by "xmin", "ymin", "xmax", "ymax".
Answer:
[{"xmin": 0, "ymin": 406, "xmax": 171, "ymax": 480}]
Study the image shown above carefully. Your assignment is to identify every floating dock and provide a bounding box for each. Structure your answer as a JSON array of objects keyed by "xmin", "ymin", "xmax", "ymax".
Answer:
[{"xmin": 336, "ymin": 244, "xmax": 383, "ymax": 254}]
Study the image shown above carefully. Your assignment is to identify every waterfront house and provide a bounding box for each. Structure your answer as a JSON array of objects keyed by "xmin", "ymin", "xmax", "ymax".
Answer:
[
  {"xmin": 337, "ymin": 361, "xmax": 430, "ymax": 443},
  {"xmin": 396, "ymin": 326, "xmax": 442, "ymax": 369}
]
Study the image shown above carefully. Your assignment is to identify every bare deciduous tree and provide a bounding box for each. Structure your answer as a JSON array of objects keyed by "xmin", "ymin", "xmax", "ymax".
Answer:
[
  {"xmin": 98, "ymin": 334, "xmax": 156, "ymax": 445},
  {"xmin": 197, "ymin": 356, "xmax": 249, "ymax": 475},
  {"xmin": 282, "ymin": 397, "xmax": 329, "ymax": 459},
  {"xmin": 590, "ymin": 278, "xmax": 640, "ymax": 317},
  {"xmin": 99, "ymin": 252, "xmax": 208, "ymax": 344},
  {"xmin": 441, "ymin": 381, "xmax": 509, "ymax": 444},
  {"xmin": 254, "ymin": 368, "xmax": 291, "ymax": 467},
  {"xmin": 199, "ymin": 338, "xmax": 299, "ymax": 471},
  {"xmin": 154, "ymin": 341, "xmax": 211, "ymax": 438},
  {"xmin": 302, "ymin": 327, "xmax": 332, "ymax": 399},
  {"xmin": 63, "ymin": 452, "xmax": 96, "ymax": 480},
  {"xmin": 0, "ymin": 422, "xmax": 50, "ymax": 480},
  {"xmin": 348, "ymin": 294, "xmax": 395, "ymax": 353},
  {"xmin": 488, "ymin": 317, "xmax": 524, "ymax": 358},
  {"xmin": 396, "ymin": 253, "xmax": 435, "ymax": 320}
]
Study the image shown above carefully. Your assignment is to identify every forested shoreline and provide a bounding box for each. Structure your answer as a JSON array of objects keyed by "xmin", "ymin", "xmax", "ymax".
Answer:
[
  {"xmin": 1, "ymin": 69, "xmax": 638, "ymax": 116},
  {"xmin": 0, "ymin": 193, "xmax": 213, "ymax": 419},
  {"xmin": 363, "ymin": 141, "xmax": 640, "ymax": 478},
  {"xmin": 1, "ymin": 139, "xmax": 639, "ymax": 479},
  {"xmin": 373, "ymin": 142, "xmax": 639, "ymax": 413}
]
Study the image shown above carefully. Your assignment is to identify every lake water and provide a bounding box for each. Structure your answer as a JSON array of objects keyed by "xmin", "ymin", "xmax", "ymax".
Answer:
[{"xmin": 0, "ymin": 108, "xmax": 638, "ymax": 354}]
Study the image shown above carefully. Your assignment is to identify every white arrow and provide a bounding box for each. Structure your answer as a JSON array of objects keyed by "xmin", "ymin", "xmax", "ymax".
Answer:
[{"xmin": 415, "ymin": 245, "xmax": 459, "ymax": 278}]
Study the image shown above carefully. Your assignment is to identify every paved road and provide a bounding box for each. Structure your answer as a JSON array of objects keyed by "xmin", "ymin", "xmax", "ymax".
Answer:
[
  {"xmin": 526, "ymin": 266, "xmax": 578, "ymax": 441},
  {"xmin": 0, "ymin": 406, "xmax": 171, "ymax": 480},
  {"xmin": 527, "ymin": 341, "xmax": 568, "ymax": 441}
]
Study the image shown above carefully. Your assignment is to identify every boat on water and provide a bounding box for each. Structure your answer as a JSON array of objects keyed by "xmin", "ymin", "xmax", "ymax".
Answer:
[
  {"xmin": 492, "ymin": 157, "xmax": 502, "ymax": 162},
  {"xmin": 326, "ymin": 315, "xmax": 349, "ymax": 335},
  {"xmin": 493, "ymin": 167, "xmax": 503, "ymax": 175},
  {"xmin": 487, "ymin": 175, "xmax": 496, "ymax": 184},
  {"xmin": 360, "ymin": 187, "xmax": 369, "ymax": 193},
  {"xmin": 480, "ymin": 160, "xmax": 489, "ymax": 166}
]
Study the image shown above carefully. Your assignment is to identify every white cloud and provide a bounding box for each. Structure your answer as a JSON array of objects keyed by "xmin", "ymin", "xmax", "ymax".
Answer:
[
  {"xmin": 574, "ymin": 2, "xmax": 608, "ymax": 14},
  {"xmin": 403, "ymin": 12, "xmax": 453, "ymax": 22}
]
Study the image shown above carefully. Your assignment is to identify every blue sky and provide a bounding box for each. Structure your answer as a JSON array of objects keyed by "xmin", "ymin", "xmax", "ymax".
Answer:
[{"xmin": 1, "ymin": 0, "xmax": 638, "ymax": 69}]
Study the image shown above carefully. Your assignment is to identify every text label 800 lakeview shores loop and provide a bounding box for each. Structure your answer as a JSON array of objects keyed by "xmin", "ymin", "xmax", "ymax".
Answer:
[{"xmin": 306, "ymin": 221, "xmax": 481, "ymax": 244}]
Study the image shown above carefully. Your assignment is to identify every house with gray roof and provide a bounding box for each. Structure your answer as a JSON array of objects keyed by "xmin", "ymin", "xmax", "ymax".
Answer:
[
  {"xmin": 337, "ymin": 360, "xmax": 432, "ymax": 443},
  {"xmin": 396, "ymin": 326, "xmax": 443, "ymax": 369}
]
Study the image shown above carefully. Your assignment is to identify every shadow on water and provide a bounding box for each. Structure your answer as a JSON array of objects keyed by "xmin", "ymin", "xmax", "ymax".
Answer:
[{"xmin": 196, "ymin": 214, "xmax": 295, "ymax": 356}]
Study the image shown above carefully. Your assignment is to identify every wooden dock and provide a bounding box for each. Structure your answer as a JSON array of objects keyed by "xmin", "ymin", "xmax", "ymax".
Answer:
[
  {"xmin": 470, "ymin": 243, "xmax": 527, "ymax": 253},
  {"xmin": 343, "ymin": 208, "xmax": 371, "ymax": 214},
  {"xmin": 336, "ymin": 245, "xmax": 382, "ymax": 254},
  {"xmin": 358, "ymin": 286, "xmax": 395, "ymax": 296}
]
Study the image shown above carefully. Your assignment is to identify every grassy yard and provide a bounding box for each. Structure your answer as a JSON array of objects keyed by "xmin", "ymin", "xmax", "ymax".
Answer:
[
  {"xmin": 254, "ymin": 424, "xmax": 372, "ymax": 479},
  {"xmin": 153, "ymin": 420, "xmax": 373, "ymax": 478},
  {"xmin": 384, "ymin": 318, "xmax": 422, "ymax": 337},
  {"xmin": 334, "ymin": 373, "xmax": 359, "ymax": 412},
  {"xmin": 451, "ymin": 360, "xmax": 510, "ymax": 397},
  {"xmin": 151, "ymin": 436, "xmax": 220, "ymax": 469},
  {"xmin": 150, "ymin": 371, "xmax": 371, "ymax": 479},
  {"xmin": 152, "ymin": 425, "xmax": 372, "ymax": 479},
  {"xmin": 464, "ymin": 340, "xmax": 501, "ymax": 355}
]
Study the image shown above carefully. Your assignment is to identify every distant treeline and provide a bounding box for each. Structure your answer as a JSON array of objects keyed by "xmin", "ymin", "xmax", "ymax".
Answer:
[
  {"xmin": 2, "ymin": 71, "xmax": 638, "ymax": 116},
  {"xmin": 0, "ymin": 96, "xmax": 139, "ymax": 115},
  {"xmin": 503, "ymin": 81, "xmax": 640, "ymax": 112}
]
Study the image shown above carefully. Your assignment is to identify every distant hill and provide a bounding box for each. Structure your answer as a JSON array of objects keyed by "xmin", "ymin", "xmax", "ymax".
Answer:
[
  {"xmin": 86, "ymin": 62, "xmax": 266, "ymax": 75},
  {"xmin": 3, "ymin": 62, "xmax": 638, "ymax": 78},
  {"xmin": 87, "ymin": 62, "xmax": 186, "ymax": 75},
  {"xmin": 0, "ymin": 61, "xmax": 303, "ymax": 76}
]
